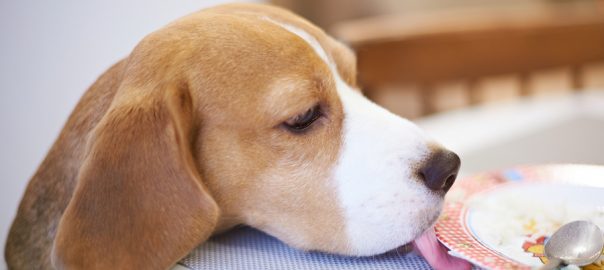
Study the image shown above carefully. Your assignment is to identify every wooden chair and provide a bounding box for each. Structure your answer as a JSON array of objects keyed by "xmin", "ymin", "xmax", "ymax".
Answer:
[{"xmin": 332, "ymin": 4, "xmax": 604, "ymax": 118}]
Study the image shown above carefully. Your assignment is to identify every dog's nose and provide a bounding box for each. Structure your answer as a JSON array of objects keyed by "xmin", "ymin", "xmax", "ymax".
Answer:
[{"xmin": 419, "ymin": 149, "xmax": 460, "ymax": 192}]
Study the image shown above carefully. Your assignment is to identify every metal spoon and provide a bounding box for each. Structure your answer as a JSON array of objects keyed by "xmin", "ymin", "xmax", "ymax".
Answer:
[{"xmin": 538, "ymin": 220, "xmax": 603, "ymax": 270}]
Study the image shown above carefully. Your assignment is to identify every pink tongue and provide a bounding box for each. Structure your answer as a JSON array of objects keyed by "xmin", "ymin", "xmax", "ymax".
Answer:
[{"xmin": 413, "ymin": 228, "xmax": 472, "ymax": 270}]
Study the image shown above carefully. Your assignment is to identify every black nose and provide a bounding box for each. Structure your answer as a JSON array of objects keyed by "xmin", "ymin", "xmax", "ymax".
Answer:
[{"xmin": 419, "ymin": 150, "xmax": 460, "ymax": 192}]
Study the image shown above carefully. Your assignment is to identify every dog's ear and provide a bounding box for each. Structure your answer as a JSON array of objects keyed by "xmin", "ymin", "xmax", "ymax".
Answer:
[{"xmin": 51, "ymin": 84, "xmax": 219, "ymax": 269}]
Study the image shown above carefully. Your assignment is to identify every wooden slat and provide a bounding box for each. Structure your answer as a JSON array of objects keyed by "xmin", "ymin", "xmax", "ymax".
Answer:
[{"xmin": 334, "ymin": 6, "xmax": 604, "ymax": 93}]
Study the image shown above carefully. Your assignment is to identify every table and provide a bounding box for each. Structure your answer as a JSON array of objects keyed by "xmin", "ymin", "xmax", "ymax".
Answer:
[{"xmin": 177, "ymin": 227, "xmax": 435, "ymax": 270}]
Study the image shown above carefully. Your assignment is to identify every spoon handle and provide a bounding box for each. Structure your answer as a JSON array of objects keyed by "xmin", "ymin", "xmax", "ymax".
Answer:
[{"xmin": 537, "ymin": 258, "xmax": 561, "ymax": 270}]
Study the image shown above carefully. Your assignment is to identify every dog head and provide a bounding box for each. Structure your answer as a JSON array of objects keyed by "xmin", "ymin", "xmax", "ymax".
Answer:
[{"xmin": 52, "ymin": 3, "xmax": 460, "ymax": 269}]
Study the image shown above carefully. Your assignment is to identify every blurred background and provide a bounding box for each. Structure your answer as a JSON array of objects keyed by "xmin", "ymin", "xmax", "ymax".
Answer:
[
  {"xmin": 1, "ymin": 0, "xmax": 604, "ymax": 267},
  {"xmin": 275, "ymin": 0, "xmax": 604, "ymax": 118}
]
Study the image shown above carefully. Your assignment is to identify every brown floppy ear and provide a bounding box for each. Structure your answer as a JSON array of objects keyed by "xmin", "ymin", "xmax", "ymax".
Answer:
[{"xmin": 51, "ymin": 85, "xmax": 219, "ymax": 269}]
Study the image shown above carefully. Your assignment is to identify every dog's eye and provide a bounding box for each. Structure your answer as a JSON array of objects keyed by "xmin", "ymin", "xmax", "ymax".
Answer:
[{"xmin": 283, "ymin": 105, "xmax": 322, "ymax": 133}]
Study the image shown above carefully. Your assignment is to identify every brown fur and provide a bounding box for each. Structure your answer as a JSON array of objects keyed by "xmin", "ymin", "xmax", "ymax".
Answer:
[{"xmin": 6, "ymin": 3, "xmax": 358, "ymax": 269}]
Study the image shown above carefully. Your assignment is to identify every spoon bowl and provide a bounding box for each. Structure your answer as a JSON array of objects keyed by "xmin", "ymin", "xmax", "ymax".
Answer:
[{"xmin": 541, "ymin": 220, "xmax": 603, "ymax": 270}]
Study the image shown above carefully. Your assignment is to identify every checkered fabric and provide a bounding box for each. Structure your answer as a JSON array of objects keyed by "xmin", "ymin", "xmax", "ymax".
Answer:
[{"xmin": 179, "ymin": 226, "xmax": 435, "ymax": 270}]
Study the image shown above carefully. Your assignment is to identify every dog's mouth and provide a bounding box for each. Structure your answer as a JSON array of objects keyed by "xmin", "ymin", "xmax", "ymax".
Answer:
[
  {"xmin": 384, "ymin": 227, "xmax": 470, "ymax": 270},
  {"xmin": 387, "ymin": 227, "xmax": 470, "ymax": 270},
  {"xmin": 410, "ymin": 228, "xmax": 471, "ymax": 270}
]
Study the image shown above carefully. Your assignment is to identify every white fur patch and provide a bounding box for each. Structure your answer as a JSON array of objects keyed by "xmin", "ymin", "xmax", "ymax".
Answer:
[
  {"xmin": 266, "ymin": 19, "xmax": 441, "ymax": 255},
  {"xmin": 332, "ymin": 85, "xmax": 440, "ymax": 255}
]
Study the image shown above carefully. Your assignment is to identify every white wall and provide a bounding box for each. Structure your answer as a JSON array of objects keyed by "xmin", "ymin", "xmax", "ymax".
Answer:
[{"xmin": 0, "ymin": 0, "xmax": 260, "ymax": 266}]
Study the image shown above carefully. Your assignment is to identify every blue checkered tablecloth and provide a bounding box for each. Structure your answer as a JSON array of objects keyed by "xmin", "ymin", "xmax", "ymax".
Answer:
[{"xmin": 179, "ymin": 227, "xmax": 437, "ymax": 270}]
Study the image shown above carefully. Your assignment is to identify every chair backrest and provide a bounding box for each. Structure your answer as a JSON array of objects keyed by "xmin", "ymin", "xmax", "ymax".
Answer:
[{"xmin": 333, "ymin": 4, "xmax": 604, "ymax": 117}]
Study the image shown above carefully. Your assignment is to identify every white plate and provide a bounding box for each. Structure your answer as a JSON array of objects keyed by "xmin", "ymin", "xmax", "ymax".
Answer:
[{"xmin": 436, "ymin": 164, "xmax": 604, "ymax": 270}]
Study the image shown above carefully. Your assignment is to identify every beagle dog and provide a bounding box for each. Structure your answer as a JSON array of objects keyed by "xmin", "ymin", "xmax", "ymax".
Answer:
[{"xmin": 5, "ymin": 3, "xmax": 468, "ymax": 270}]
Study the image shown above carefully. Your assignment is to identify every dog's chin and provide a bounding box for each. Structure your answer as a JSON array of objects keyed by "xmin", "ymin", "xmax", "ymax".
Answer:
[
  {"xmin": 383, "ymin": 214, "xmax": 440, "ymax": 256},
  {"xmin": 379, "ymin": 213, "xmax": 472, "ymax": 270},
  {"xmin": 385, "ymin": 211, "xmax": 442, "ymax": 256}
]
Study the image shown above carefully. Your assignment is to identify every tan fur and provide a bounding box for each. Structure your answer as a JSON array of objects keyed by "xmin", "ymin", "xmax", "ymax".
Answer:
[{"xmin": 6, "ymin": 3, "xmax": 358, "ymax": 269}]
